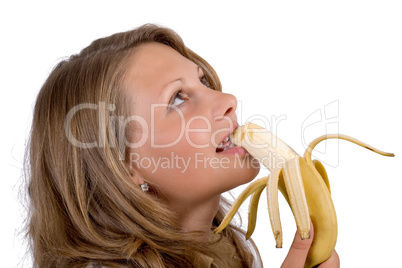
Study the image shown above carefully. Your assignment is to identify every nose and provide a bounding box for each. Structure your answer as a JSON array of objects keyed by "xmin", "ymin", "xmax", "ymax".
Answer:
[{"xmin": 212, "ymin": 91, "xmax": 237, "ymax": 120}]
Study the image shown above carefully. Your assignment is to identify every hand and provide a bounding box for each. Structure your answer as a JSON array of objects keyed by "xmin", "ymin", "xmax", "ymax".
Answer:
[{"xmin": 281, "ymin": 223, "xmax": 340, "ymax": 268}]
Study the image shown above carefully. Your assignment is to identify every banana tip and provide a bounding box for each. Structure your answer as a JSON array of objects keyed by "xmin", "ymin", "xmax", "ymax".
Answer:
[
  {"xmin": 213, "ymin": 228, "xmax": 222, "ymax": 234},
  {"xmin": 300, "ymin": 231, "xmax": 311, "ymax": 240}
]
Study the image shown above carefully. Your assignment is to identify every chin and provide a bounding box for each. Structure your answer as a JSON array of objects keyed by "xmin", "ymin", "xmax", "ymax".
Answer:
[
  {"xmin": 247, "ymin": 158, "xmax": 261, "ymax": 178},
  {"xmin": 245, "ymin": 167, "xmax": 261, "ymax": 183},
  {"xmin": 237, "ymin": 160, "xmax": 261, "ymax": 186}
]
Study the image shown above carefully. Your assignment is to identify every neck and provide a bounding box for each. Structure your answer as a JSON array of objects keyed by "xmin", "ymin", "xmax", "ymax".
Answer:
[{"xmin": 173, "ymin": 194, "xmax": 221, "ymax": 240}]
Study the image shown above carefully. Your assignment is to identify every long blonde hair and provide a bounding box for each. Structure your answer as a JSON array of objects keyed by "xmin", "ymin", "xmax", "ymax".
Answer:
[{"xmin": 26, "ymin": 24, "xmax": 261, "ymax": 267}]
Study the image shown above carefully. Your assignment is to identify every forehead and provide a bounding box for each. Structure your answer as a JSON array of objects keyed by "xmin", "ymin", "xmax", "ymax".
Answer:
[
  {"xmin": 123, "ymin": 42, "xmax": 197, "ymax": 88},
  {"xmin": 121, "ymin": 42, "xmax": 199, "ymax": 115}
]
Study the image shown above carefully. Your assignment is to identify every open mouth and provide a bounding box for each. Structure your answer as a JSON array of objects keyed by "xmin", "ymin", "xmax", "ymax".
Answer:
[{"xmin": 216, "ymin": 136, "xmax": 236, "ymax": 153}]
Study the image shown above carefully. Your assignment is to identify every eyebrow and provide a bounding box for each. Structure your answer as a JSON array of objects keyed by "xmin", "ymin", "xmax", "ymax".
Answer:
[
  {"xmin": 163, "ymin": 65, "xmax": 201, "ymax": 86},
  {"xmin": 160, "ymin": 65, "xmax": 202, "ymax": 101}
]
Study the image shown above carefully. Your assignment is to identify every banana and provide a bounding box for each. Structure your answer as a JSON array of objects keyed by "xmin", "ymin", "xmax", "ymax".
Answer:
[{"xmin": 214, "ymin": 122, "xmax": 394, "ymax": 268}]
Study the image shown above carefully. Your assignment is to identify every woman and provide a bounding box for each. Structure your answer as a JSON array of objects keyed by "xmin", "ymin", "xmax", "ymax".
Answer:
[{"xmin": 26, "ymin": 24, "xmax": 339, "ymax": 267}]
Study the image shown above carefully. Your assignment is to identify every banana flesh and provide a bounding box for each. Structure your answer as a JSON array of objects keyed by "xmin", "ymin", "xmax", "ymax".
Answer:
[{"xmin": 214, "ymin": 122, "xmax": 394, "ymax": 268}]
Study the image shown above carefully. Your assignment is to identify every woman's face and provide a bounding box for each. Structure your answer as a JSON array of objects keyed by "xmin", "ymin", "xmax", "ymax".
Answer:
[{"xmin": 123, "ymin": 42, "xmax": 260, "ymax": 207}]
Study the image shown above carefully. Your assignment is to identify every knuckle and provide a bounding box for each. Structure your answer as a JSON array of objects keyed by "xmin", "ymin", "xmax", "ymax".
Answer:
[{"xmin": 291, "ymin": 238, "xmax": 311, "ymax": 251}]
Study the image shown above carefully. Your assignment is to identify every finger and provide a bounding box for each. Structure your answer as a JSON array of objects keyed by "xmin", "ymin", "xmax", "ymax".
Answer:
[
  {"xmin": 317, "ymin": 250, "xmax": 340, "ymax": 268},
  {"xmin": 281, "ymin": 222, "xmax": 314, "ymax": 268}
]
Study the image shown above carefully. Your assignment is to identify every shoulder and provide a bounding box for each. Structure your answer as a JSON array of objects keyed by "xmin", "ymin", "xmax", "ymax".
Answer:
[
  {"xmin": 194, "ymin": 253, "xmax": 215, "ymax": 268},
  {"xmin": 85, "ymin": 263, "xmax": 104, "ymax": 268},
  {"xmin": 193, "ymin": 232, "xmax": 246, "ymax": 268}
]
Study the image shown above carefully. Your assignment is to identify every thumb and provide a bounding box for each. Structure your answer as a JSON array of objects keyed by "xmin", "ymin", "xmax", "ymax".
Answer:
[{"xmin": 281, "ymin": 222, "xmax": 314, "ymax": 268}]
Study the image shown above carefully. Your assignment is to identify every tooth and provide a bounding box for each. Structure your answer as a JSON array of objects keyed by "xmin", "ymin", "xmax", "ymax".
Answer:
[
  {"xmin": 218, "ymin": 142, "xmax": 223, "ymax": 148},
  {"xmin": 224, "ymin": 136, "xmax": 230, "ymax": 142}
]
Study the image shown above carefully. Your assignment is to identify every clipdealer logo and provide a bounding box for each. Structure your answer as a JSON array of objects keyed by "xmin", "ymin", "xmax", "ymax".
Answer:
[{"xmin": 64, "ymin": 100, "xmax": 340, "ymax": 166}]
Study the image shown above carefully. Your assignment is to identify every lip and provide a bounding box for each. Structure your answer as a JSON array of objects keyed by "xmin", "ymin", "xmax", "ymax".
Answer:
[
  {"xmin": 216, "ymin": 144, "xmax": 249, "ymax": 155},
  {"xmin": 215, "ymin": 122, "xmax": 249, "ymax": 155},
  {"xmin": 217, "ymin": 122, "xmax": 239, "ymax": 146}
]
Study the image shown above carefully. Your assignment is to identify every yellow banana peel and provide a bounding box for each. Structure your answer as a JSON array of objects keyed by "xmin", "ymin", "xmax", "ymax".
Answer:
[{"xmin": 214, "ymin": 122, "xmax": 394, "ymax": 268}]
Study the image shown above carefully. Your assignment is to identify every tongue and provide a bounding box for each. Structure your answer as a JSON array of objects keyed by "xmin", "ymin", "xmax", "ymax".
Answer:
[{"xmin": 216, "ymin": 147, "xmax": 224, "ymax": 153}]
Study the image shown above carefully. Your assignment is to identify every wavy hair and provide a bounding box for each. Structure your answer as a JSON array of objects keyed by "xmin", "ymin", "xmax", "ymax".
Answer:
[{"xmin": 25, "ymin": 24, "xmax": 262, "ymax": 267}]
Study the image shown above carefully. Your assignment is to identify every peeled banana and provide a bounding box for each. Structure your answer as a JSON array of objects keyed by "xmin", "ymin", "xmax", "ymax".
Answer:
[{"xmin": 214, "ymin": 122, "xmax": 394, "ymax": 268}]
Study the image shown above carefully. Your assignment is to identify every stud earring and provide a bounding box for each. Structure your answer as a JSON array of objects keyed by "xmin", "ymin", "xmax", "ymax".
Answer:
[{"xmin": 140, "ymin": 183, "xmax": 149, "ymax": 192}]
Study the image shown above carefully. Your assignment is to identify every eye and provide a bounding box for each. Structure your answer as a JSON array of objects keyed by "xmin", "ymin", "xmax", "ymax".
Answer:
[
  {"xmin": 169, "ymin": 90, "xmax": 187, "ymax": 108},
  {"xmin": 200, "ymin": 75, "xmax": 211, "ymax": 88}
]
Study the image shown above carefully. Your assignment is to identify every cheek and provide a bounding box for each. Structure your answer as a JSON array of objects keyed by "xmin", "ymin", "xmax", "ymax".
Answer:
[
  {"xmin": 152, "ymin": 113, "xmax": 187, "ymax": 147},
  {"xmin": 184, "ymin": 116, "xmax": 212, "ymax": 148},
  {"xmin": 152, "ymin": 116, "xmax": 214, "ymax": 151}
]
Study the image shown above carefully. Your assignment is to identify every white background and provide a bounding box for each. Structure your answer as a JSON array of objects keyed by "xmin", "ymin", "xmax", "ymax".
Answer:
[{"xmin": 1, "ymin": 0, "xmax": 401, "ymax": 267}]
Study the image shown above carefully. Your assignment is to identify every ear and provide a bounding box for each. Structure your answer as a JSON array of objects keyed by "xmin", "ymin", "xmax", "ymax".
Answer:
[
  {"xmin": 125, "ymin": 153, "xmax": 146, "ymax": 186},
  {"xmin": 129, "ymin": 169, "xmax": 145, "ymax": 186}
]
